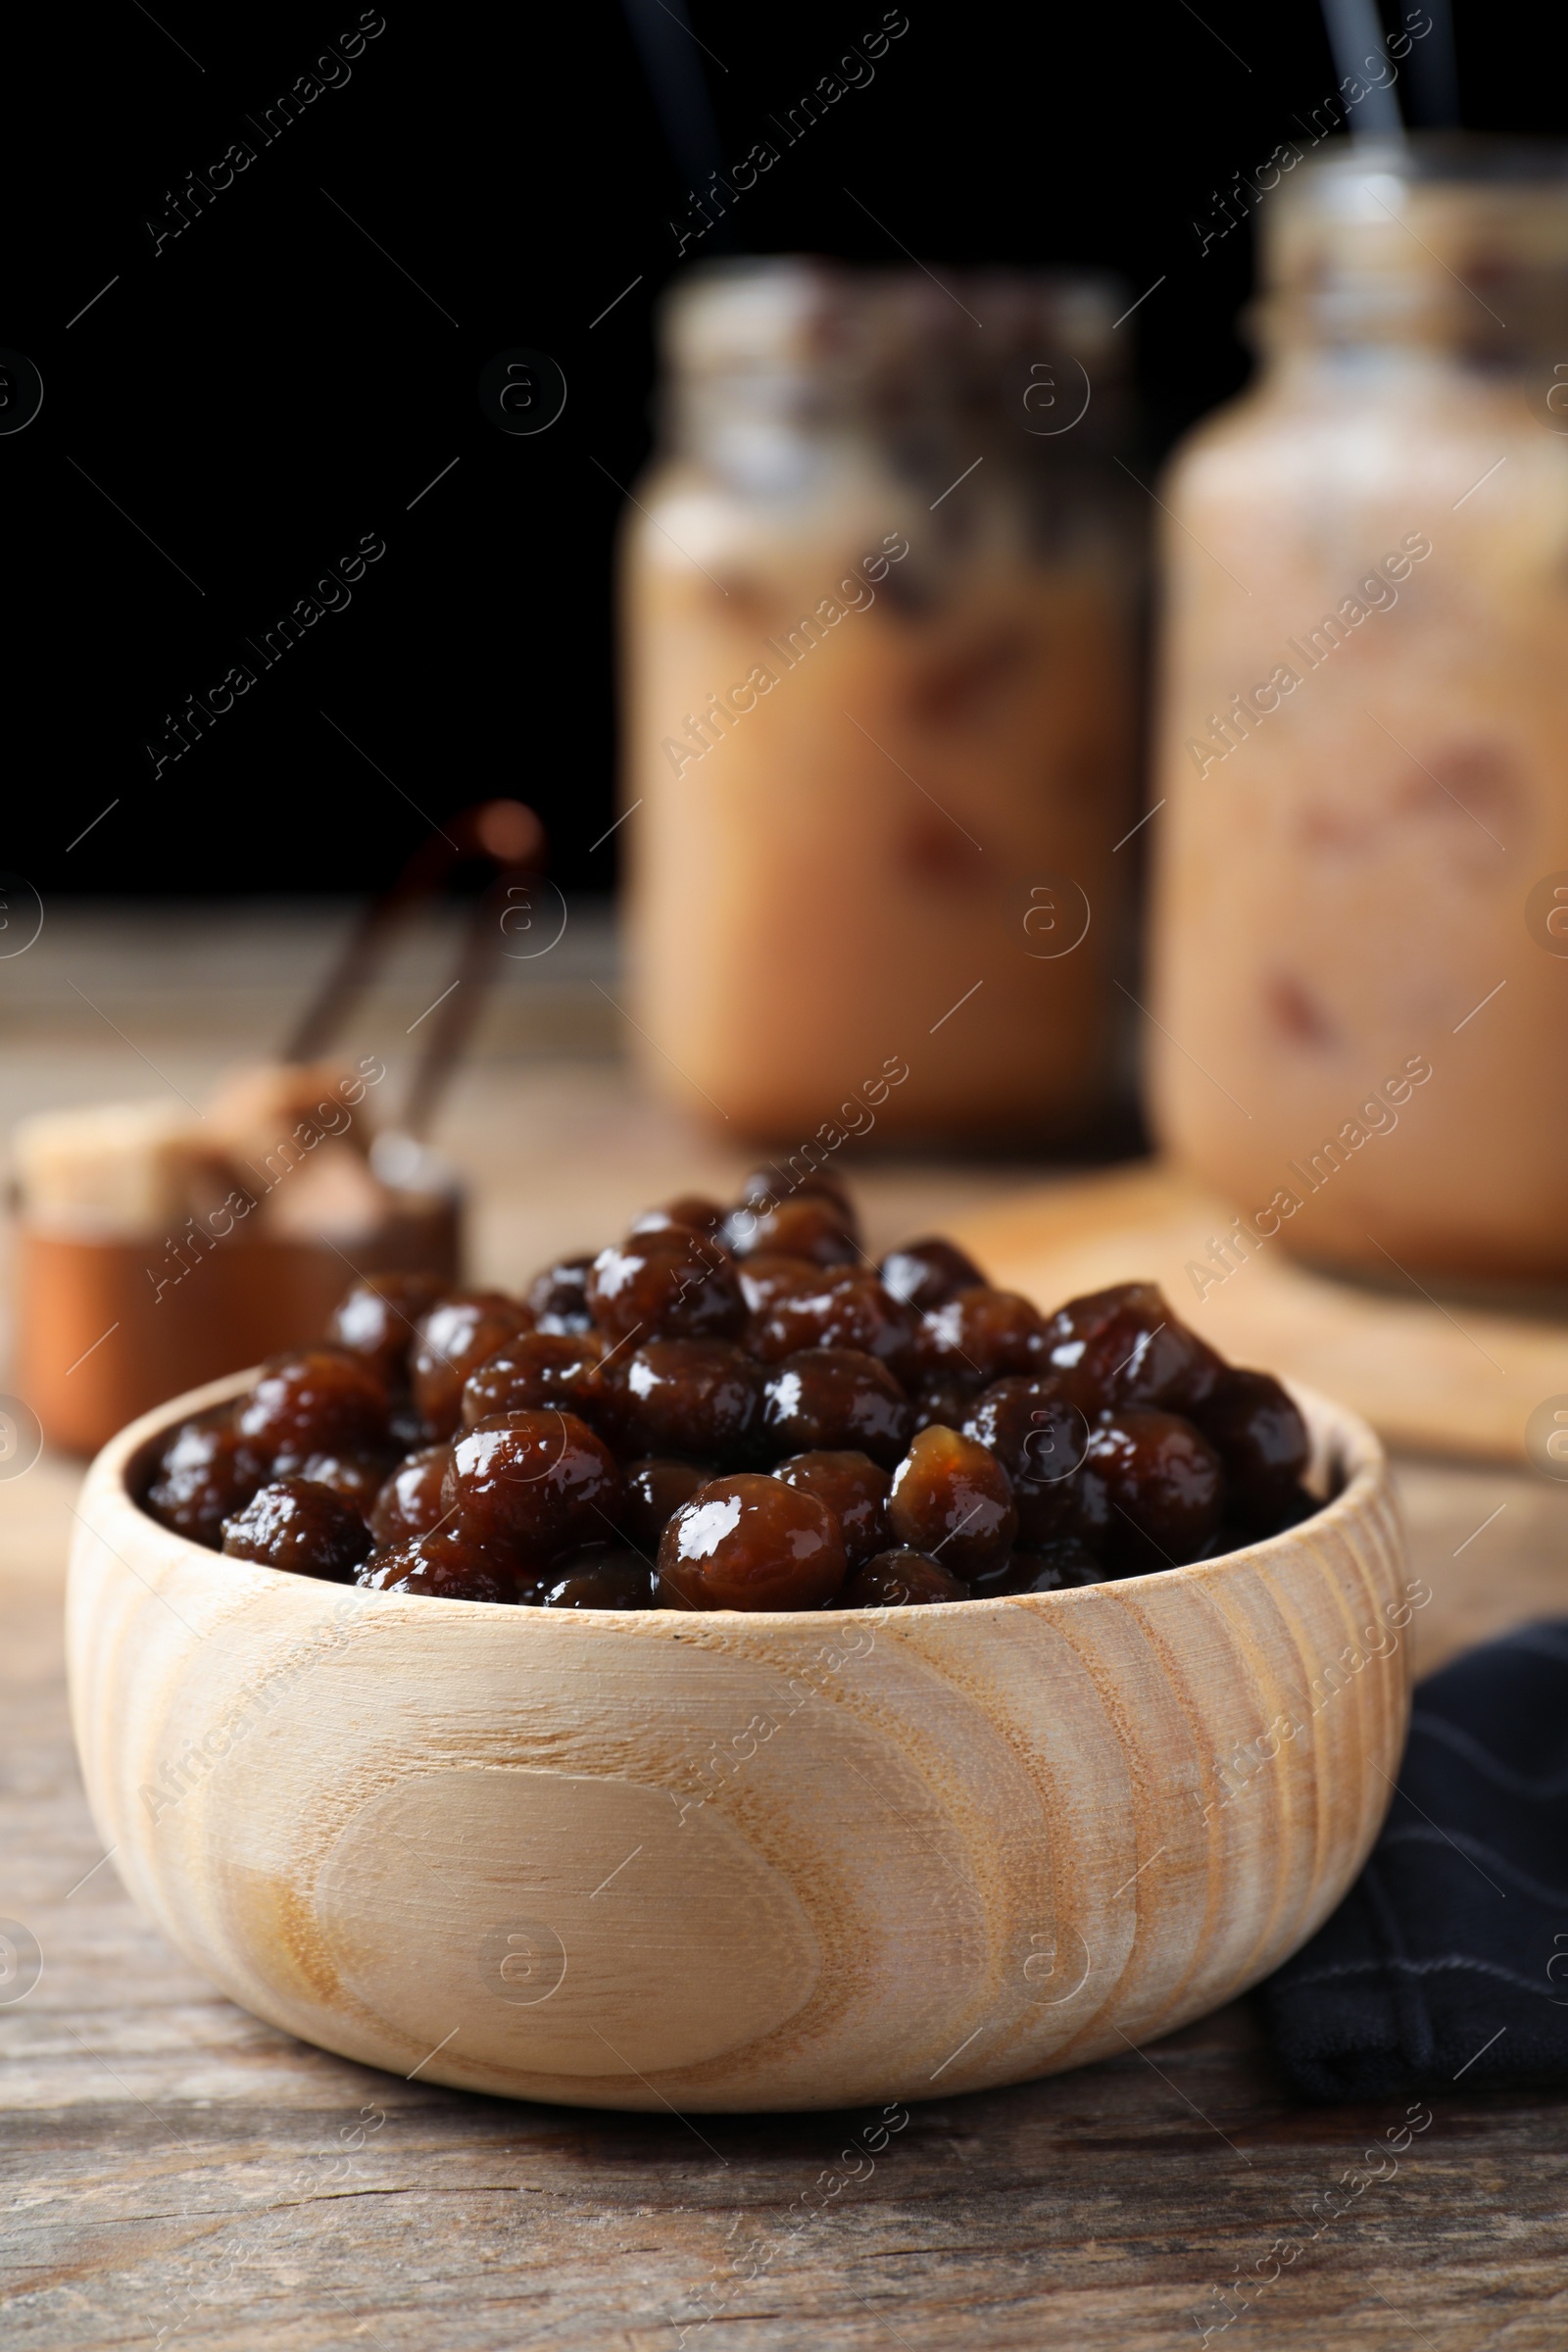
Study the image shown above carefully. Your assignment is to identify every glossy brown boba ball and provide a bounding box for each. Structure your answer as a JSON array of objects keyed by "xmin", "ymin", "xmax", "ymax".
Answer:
[
  {"xmin": 410, "ymin": 1293, "xmax": 533, "ymax": 1440},
  {"xmin": 659, "ymin": 1473, "xmax": 847, "ymax": 1611},
  {"xmin": 142, "ymin": 1412, "xmax": 266, "ymax": 1548},
  {"xmin": 540, "ymin": 1548, "xmax": 659, "ymax": 1608},
  {"xmin": 616, "ymin": 1340, "xmax": 760, "ymax": 1464},
  {"xmin": 1195, "ymin": 1369, "xmax": 1310, "ymax": 1521},
  {"xmin": 725, "ymin": 1193, "xmax": 859, "ymax": 1267},
  {"xmin": 969, "ymin": 1541, "xmax": 1102, "ymax": 1597},
  {"xmin": 221, "ymin": 1478, "xmax": 371, "ymax": 1581},
  {"xmin": 773, "ymin": 1450, "xmax": 892, "ymax": 1567},
  {"xmin": 327, "ymin": 1270, "xmax": 448, "ymax": 1393},
  {"xmin": 587, "ymin": 1230, "xmax": 746, "ymax": 1342},
  {"xmin": 911, "ymin": 1374, "xmax": 982, "ymax": 1435},
  {"xmin": 1078, "ymin": 1409, "xmax": 1223, "ymax": 1574},
  {"xmin": 618, "ymin": 1458, "xmax": 711, "ymax": 1553},
  {"xmin": 738, "ymin": 1164, "xmax": 856, "ymax": 1216},
  {"xmin": 760, "ymin": 1348, "xmax": 913, "ymax": 1469},
  {"xmin": 917, "ymin": 1288, "xmax": 1048, "ymax": 1386},
  {"xmin": 841, "ymin": 1548, "xmax": 968, "ymax": 1607},
  {"xmin": 368, "ymin": 1445, "xmax": 452, "ymax": 1546},
  {"xmin": 461, "ymin": 1331, "xmax": 607, "ymax": 1430},
  {"xmin": 748, "ymin": 1272, "xmax": 919, "ymax": 1378},
  {"xmin": 1042, "ymin": 1282, "xmax": 1224, "ymax": 1415},
  {"xmin": 879, "ymin": 1237, "xmax": 987, "ymax": 1311},
  {"xmin": 963, "ymin": 1377, "xmax": 1088, "ymax": 1483},
  {"xmin": 628, "ymin": 1195, "xmax": 726, "ymax": 1239},
  {"xmin": 734, "ymin": 1253, "xmax": 827, "ymax": 1319},
  {"xmin": 443, "ymin": 1410, "xmax": 622, "ymax": 1567},
  {"xmin": 356, "ymin": 1528, "xmax": 514, "ymax": 1604},
  {"xmin": 887, "ymin": 1425, "xmax": 1017, "ymax": 1580},
  {"xmin": 234, "ymin": 1347, "xmax": 391, "ymax": 1463},
  {"xmin": 962, "ymin": 1378, "xmax": 1089, "ymax": 1548},
  {"xmin": 298, "ymin": 1451, "xmax": 394, "ymax": 1513},
  {"xmin": 526, "ymin": 1254, "xmax": 595, "ymax": 1335}
]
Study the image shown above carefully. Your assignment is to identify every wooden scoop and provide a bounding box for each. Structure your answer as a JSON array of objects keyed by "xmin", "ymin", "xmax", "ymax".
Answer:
[{"xmin": 16, "ymin": 803, "xmax": 545, "ymax": 1455}]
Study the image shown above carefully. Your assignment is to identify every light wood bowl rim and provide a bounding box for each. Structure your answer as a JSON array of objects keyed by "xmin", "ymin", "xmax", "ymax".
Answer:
[{"xmin": 96, "ymin": 1365, "xmax": 1386, "ymax": 1626}]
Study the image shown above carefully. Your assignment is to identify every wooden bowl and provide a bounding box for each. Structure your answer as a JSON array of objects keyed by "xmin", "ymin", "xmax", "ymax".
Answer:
[{"xmin": 67, "ymin": 1374, "xmax": 1409, "ymax": 2113}]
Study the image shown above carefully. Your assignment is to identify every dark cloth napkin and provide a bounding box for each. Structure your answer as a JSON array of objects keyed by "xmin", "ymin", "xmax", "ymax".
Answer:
[{"xmin": 1258, "ymin": 1619, "xmax": 1568, "ymax": 2101}]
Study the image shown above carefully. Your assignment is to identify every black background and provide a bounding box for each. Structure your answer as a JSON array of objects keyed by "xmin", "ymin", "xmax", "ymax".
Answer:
[{"xmin": 10, "ymin": 0, "xmax": 1563, "ymax": 901}]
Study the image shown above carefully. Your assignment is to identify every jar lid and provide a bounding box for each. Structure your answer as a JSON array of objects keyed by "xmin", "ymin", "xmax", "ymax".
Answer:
[
  {"xmin": 662, "ymin": 259, "xmax": 1128, "ymax": 397},
  {"xmin": 1264, "ymin": 135, "xmax": 1568, "ymax": 347}
]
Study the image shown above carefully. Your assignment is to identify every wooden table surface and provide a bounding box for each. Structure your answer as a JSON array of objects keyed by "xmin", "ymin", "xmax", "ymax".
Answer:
[{"xmin": 5, "ymin": 907, "xmax": 1568, "ymax": 2350}]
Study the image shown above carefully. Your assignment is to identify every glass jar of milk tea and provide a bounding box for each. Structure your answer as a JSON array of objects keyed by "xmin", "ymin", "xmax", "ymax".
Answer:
[
  {"xmin": 620, "ymin": 261, "xmax": 1142, "ymax": 1142},
  {"xmin": 1151, "ymin": 140, "xmax": 1568, "ymax": 1282}
]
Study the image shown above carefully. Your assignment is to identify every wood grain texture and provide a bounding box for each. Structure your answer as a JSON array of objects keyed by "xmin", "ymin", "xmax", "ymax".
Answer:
[
  {"xmin": 9, "ymin": 1414, "xmax": 1568, "ymax": 2350},
  {"xmin": 66, "ymin": 1374, "xmax": 1409, "ymax": 2115},
  {"xmin": 951, "ymin": 1160, "xmax": 1568, "ymax": 1464}
]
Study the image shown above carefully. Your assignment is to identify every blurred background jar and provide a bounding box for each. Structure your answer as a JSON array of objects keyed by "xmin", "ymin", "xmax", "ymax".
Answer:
[
  {"xmin": 620, "ymin": 260, "xmax": 1143, "ymax": 1144},
  {"xmin": 1151, "ymin": 138, "xmax": 1568, "ymax": 1281}
]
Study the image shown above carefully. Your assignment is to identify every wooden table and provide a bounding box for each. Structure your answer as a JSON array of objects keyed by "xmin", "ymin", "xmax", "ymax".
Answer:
[{"xmin": 5, "ymin": 908, "xmax": 1567, "ymax": 2349}]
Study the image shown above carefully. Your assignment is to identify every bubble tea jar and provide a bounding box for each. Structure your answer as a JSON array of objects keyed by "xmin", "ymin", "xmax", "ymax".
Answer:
[
  {"xmin": 620, "ymin": 262, "xmax": 1142, "ymax": 1142},
  {"xmin": 1151, "ymin": 140, "xmax": 1568, "ymax": 1280}
]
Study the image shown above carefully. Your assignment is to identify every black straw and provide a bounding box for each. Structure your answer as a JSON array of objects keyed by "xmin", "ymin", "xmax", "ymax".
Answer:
[
  {"xmin": 1318, "ymin": 0, "xmax": 1404, "ymax": 139},
  {"xmin": 620, "ymin": 0, "xmax": 736, "ymax": 249}
]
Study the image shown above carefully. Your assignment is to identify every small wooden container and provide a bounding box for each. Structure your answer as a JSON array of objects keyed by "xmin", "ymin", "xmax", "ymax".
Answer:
[
  {"xmin": 18, "ymin": 1197, "xmax": 459, "ymax": 1459},
  {"xmin": 68, "ymin": 1374, "xmax": 1408, "ymax": 2112}
]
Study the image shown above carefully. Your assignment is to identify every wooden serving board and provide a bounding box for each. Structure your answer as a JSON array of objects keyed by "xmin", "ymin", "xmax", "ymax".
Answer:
[{"xmin": 953, "ymin": 1159, "xmax": 1568, "ymax": 1466}]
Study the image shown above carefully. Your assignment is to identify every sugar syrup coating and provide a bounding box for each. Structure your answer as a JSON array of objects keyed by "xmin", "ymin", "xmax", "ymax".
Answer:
[
  {"xmin": 461, "ymin": 1330, "xmax": 608, "ymax": 1430},
  {"xmin": 527, "ymin": 1254, "xmax": 595, "ymax": 1335},
  {"xmin": 748, "ymin": 1271, "xmax": 920, "ymax": 1379},
  {"xmin": 738, "ymin": 1165, "xmax": 856, "ymax": 1217},
  {"xmin": 613, "ymin": 1340, "xmax": 761, "ymax": 1464},
  {"xmin": 962, "ymin": 1376, "xmax": 1090, "ymax": 1546},
  {"xmin": 1078, "ymin": 1408, "xmax": 1224, "ymax": 1574},
  {"xmin": 629, "ymin": 1194, "xmax": 727, "ymax": 1239},
  {"xmin": 410, "ymin": 1293, "xmax": 533, "ymax": 1440},
  {"xmin": 368, "ymin": 1444, "xmax": 452, "ymax": 1545},
  {"xmin": 772, "ymin": 1449, "xmax": 892, "ymax": 1568},
  {"xmin": 443, "ymin": 1409, "xmax": 622, "ymax": 1567},
  {"xmin": 540, "ymin": 1547, "xmax": 659, "ymax": 1608},
  {"xmin": 658, "ymin": 1473, "xmax": 848, "ymax": 1611},
  {"xmin": 327, "ymin": 1271, "xmax": 448, "ymax": 1393},
  {"xmin": 1195, "ymin": 1368, "xmax": 1310, "ymax": 1519},
  {"xmin": 841, "ymin": 1549, "xmax": 968, "ymax": 1606},
  {"xmin": 969, "ymin": 1541, "xmax": 1102, "ymax": 1597},
  {"xmin": 723, "ymin": 1193, "xmax": 860, "ymax": 1267},
  {"xmin": 917, "ymin": 1288, "xmax": 1049, "ymax": 1386},
  {"xmin": 879, "ymin": 1238, "xmax": 987, "ymax": 1312},
  {"xmin": 587, "ymin": 1229, "xmax": 746, "ymax": 1342},
  {"xmin": 911, "ymin": 1374, "xmax": 982, "ymax": 1435},
  {"xmin": 298, "ymin": 1451, "xmax": 395, "ymax": 1512},
  {"xmin": 356, "ymin": 1527, "xmax": 515, "ymax": 1604},
  {"xmin": 735, "ymin": 1253, "xmax": 829, "ymax": 1319},
  {"xmin": 887, "ymin": 1424, "xmax": 1017, "ymax": 1580},
  {"xmin": 1042, "ymin": 1282, "xmax": 1225, "ymax": 1415},
  {"xmin": 220, "ymin": 1477, "xmax": 372, "ymax": 1581},
  {"xmin": 760, "ymin": 1348, "xmax": 913, "ymax": 1469},
  {"xmin": 617, "ymin": 1457, "xmax": 711, "ymax": 1552},
  {"xmin": 142, "ymin": 1412, "xmax": 266, "ymax": 1548},
  {"xmin": 233, "ymin": 1347, "xmax": 391, "ymax": 1463}
]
